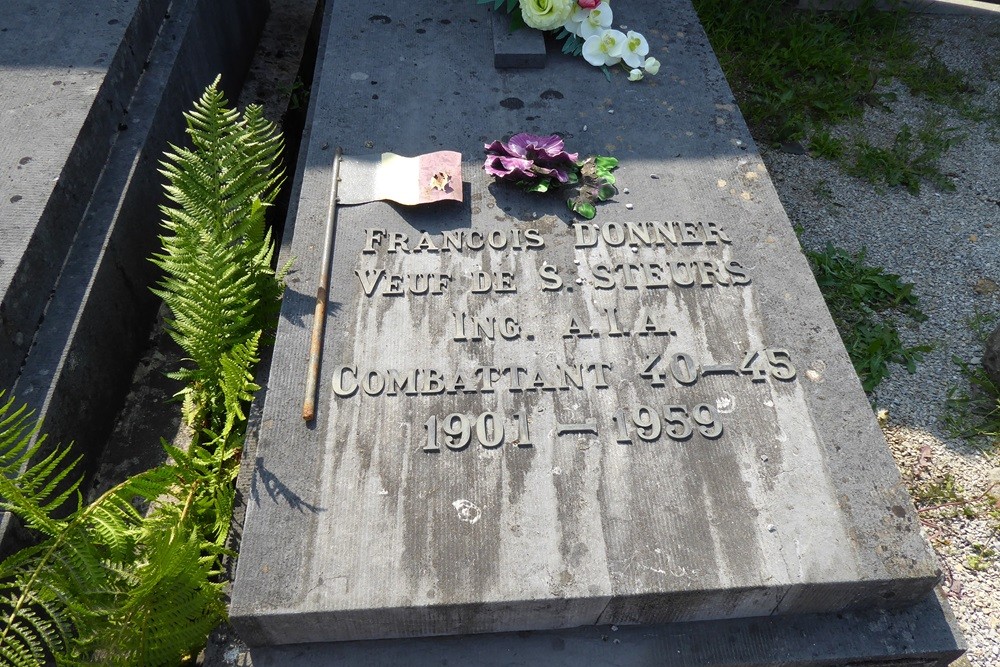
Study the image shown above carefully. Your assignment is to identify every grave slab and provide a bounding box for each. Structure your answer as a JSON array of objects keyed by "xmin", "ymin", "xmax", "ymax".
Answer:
[{"xmin": 230, "ymin": 0, "xmax": 947, "ymax": 647}]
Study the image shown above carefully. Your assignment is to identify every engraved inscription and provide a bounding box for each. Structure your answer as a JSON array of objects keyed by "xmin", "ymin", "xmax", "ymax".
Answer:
[
  {"xmin": 332, "ymin": 363, "xmax": 614, "ymax": 397},
  {"xmin": 337, "ymin": 221, "xmax": 801, "ymax": 453}
]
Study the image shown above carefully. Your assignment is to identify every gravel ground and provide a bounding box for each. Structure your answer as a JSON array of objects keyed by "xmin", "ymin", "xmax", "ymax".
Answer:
[
  {"xmin": 762, "ymin": 13, "xmax": 1000, "ymax": 666},
  {"xmin": 203, "ymin": 4, "xmax": 1000, "ymax": 665}
]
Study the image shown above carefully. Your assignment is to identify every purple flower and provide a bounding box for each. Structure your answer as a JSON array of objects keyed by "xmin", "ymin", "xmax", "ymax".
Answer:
[{"xmin": 484, "ymin": 133, "xmax": 579, "ymax": 185}]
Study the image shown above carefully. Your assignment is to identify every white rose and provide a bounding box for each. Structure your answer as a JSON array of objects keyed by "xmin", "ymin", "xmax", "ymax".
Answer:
[{"xmin": 519, "ymin": 0, "xmax": 574, "ymax": 31}]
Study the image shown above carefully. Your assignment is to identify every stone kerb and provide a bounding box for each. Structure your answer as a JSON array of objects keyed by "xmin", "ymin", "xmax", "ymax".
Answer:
[{"xmin": 0, "ymin": 0, "xmax": 267, "ymax": 553}]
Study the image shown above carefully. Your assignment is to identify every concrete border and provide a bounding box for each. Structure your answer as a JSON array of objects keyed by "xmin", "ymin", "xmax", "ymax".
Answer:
[
  {"xmin": 0, "ymin": 0, "xmax": 171, "ymax": 392},
  {"xmin": 1, "ymin": 0, "xmax": 267, "ymax": 554}
]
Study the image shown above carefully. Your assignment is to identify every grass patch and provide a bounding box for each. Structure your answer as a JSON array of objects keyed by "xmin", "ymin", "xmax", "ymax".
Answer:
[
  {"xmin": 804, "ymin": 243, "xmax": 929, "ymax": 392},
  {"xmin": 809, "ymin": 130, "xmax": 845, "ymax": 159},
  {"xmin": 943, "ymin": 309, "xmax": 1000, "ymax": 449},
  {"xmin": 692, "ymin": 0, "xmax": 980, "ymax": 146},
  {"xmin": 693, "ymin": 0, "xmax": 910, "ymax": 142},
  {"xmin": 845, "ymin": 116, "xmax": 963, "ymax": 194},
  {"xmin": 966, "ymin": 307, "xmax": 1000, "ymax": 344},
  {"xmin": 892, "ymin": 47, "xmax": 976, "ymax": 105},
  {"xmin": 945, "ymin": 357, "xmax": 1000, "ymax": 449}
]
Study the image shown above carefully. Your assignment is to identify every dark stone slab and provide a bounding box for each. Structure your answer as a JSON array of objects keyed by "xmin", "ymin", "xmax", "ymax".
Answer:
[
  {"xmin": 240, "ymin": 590, "xmax": 963, "ymax": 667},
  {"xmin": 0, "ymin": 0, "xmax": 169, "ymax": 392},
  {"xmin": 0, "ymin": 0, "xmax": 266, "ymax": 553},
  {"xmin": 491, "ymin": 8, "xmax": 546, "ymax": 69},
  {"xmin": 230, "ymin": 0, "xmax": 947, "ymax": 646}
]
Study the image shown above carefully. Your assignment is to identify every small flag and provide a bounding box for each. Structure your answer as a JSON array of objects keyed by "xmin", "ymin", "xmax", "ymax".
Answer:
[{"xmin": 338, "ymin": 151, "xmax": 463, "ymax": 206}]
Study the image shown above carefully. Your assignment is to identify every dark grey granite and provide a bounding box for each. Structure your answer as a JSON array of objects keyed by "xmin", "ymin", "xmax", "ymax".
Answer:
[
  {"xmin": 230, "ymin": 0, "xmax": 954, "ymax": 654},
  {"xmin": 0, "ymin": 0, "xmax": 266, "ymax": 553},
  {"xmin": 491, "ymin": 8, "xmax": 546, "ymax": 68},
  {"xmin": 0, "ymin": 0, "xmax": 170, "ymax": 391},
  {"xmin": 242, "ymin": 590, "xmax": 963, "ymax": 666}
]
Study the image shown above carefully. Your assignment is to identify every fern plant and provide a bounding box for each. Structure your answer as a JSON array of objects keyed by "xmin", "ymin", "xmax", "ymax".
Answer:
[
  {"xmin": 152, "ymin": 77, "xmax": 286, "ymax": 432},
  {"xmin": 0, "ymin": 77, "xmax": 288, "ymax": 666},
  {"xmin": 0, "ymin": 393, "xmax": 227, "ymax": 666}
]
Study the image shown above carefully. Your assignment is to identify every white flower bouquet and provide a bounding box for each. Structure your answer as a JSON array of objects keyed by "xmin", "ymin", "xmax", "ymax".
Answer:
[{"xmin": 480, "ymin": 0, "xmax": 660, "ymax": 81}]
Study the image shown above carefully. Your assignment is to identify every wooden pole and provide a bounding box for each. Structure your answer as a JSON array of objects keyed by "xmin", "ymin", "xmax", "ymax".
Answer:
[{"xmin": 302, "ymin": 147, "xmax": 342, "ymax": 422}]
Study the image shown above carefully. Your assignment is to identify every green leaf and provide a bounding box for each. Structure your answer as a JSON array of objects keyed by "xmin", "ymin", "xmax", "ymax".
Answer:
[
  {"xmin": 151, "ymin": 75, "xmax": 287, "ymax": 433},
  {"xmin": 569, "ymin": 199, "xmax": 597, "ymax": 220},
  {"xmin": 594, "ymin": 156, "xmax": 619, "ymax": 171},
  {"xmin": 557, "ymin": 32, "xmax": 583, "ymax": 57},
  {"xmin": 597, "ymin": 183, "xmax": 617, "ymax": 201}
]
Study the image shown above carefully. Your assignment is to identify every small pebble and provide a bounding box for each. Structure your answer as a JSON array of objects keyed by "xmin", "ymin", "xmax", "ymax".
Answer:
[
  {"xmin": 760, "ymin": 455, "xmax": 768, "ymax": 462},
  {"xmin": 575, "ymin": 278, "xmax": 583, "ymax": 285},
  {"xmin": 623, "ymin": 187, "xmax": 630, "ymax": 194},
  {"xmin": 650, "ymin": 173, "xmax": 659, "ymax": 179},
  {"xmin": 608, "ymin": 109, "xmax": 614, "ymax": 114},
  {"xmin": 625, "ymin": 203, "xmax": 634, "ymax": 210},
  {"xmin": 573, "ymin": 259, "xmax": 580, "ymax": 265},
  {"xmin": 767, "ymin": 524, "xmax": 777, "ymax": 533},
  {"xmin": 582, "ymin": 124, "xmax": 588, "ymax": 131}
]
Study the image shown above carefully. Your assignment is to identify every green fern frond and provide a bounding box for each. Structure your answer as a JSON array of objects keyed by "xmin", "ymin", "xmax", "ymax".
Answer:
[
  {"xmin": 92, "ymin": 522, "xmax": 226, "ymax": 667},
  {"xmin": 0, "ymin": 399, "xmax": 184, "ymax": 667},
  {"xmin": 2, "ymin": 76, "xmax": 287, "ymax": 667},
  {"xmin": 220, "ymin": 333, "xmax": 261, "ymax": 435},
  {"xmin": 162, "ymin": 437, "xmax": 238, "ymax": 546},
  {"xmin": 0, "ymin": 394, "xmax": 80, "ymax": 540},
  {"xmin": 151, "ymin": 75, "xmax": 285, "ymax": 430}
]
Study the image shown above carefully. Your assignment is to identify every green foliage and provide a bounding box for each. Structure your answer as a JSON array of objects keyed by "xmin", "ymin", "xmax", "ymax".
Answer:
[
  {"xmin": 804, "ymin": 244, "xmax": 929, "ymax": 392},
  {"xmin": 692, "ymin": 0, "xmax": 978, "ymax": 151},
  {"xmin": 477, "ymin": 0, "xmax": 518, "ymax": 13},
  {"xmin": 966, "ymin": 307, "xmax": 1000, "ymax": 344},
  {"xmin": 152, "ymin": 77, "xmax": 286, "ymax": 432},
  {"xmin": 808, "ymin": 130, "xmax": 845, "ymax": 160},
  {"xmin": 944, "ymin": 356, "xmax": 1000, "ymax": 450},
  {"xmin": 965, "ymin": 543, "xmax": 998, "ymax": 572},
  {"xmin": 693, "ymin": 0, "xmax": 911, "ymax": 142},
  {"xmin": 555, "ymin": 29, "xmax": 584, "ymax": 57},
  {"xmin": 912, "ymin": 472, "xmax": 964, "ymax": 508},
  {"xmin": 566, "ymin": 156, "xmax": 618, "ymax": 220},
  {"xmin": 892, "ymin": 48, "xmax": 975, "ymax": 106},
  {"xmin": 0, "ymin": 393, "xmax": 226, "ymax": 666},
  {"xmin": 846, "ymin": 117, "xmax": 962, "ymax": 194},
  {"xmin": 281, "ymin": 77, "xmax": 311, "ymax": 112},
  {"xmin": 0, "ymin": 77, "xmax": 286, "ymax": 666}
]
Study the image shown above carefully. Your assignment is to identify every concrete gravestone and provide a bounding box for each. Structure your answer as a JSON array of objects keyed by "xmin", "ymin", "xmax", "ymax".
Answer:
[{"xmin": 230, "ymin": 0, "xmax": 962, "ymax": 661}]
